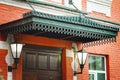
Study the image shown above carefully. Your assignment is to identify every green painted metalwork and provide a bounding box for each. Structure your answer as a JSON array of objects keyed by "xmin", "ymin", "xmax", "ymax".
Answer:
[
  {"xmin": 0, "ymin": 11, "xmax": 119, "ymax": 42},
  {"xmin": 87, "ymin": 16, "xmax": 120, "ymax": 26},
  {"xmin": 23, "ymin": 11, "xmax": 118, "ymax": 31}
]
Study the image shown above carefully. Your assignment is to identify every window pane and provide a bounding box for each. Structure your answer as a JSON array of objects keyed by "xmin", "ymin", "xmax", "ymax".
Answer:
[
  {"xmin": 97, "ymin": 73, "xmax": 105, "ymax": 80},
  {"xmin": 89, "ymin": 74, "xmax": 95, "ymax": 80},
  {"xmin": 89, "ymin": 56, "xmax": 96, "ymax": 70},
  {"xmin": 88, "ymin": 55, "xmax": 105, "ymax": 71},
  {"xmin": 95, "ymin": 56, "xmax": 105, "ymax": 70}
]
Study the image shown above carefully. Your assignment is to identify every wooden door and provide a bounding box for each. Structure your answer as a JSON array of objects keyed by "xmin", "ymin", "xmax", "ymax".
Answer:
[{"xmin": 22, "ymin": 45, "xmax": 62, "ymax": 80}]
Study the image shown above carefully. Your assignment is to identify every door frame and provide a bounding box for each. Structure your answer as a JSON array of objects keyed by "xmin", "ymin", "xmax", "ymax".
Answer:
[{"xmin": 15, "ymin": 34, "xmax": 72, "ymax": 80}]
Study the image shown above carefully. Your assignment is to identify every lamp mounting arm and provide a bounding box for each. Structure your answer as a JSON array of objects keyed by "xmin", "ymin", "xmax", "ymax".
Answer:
[
  {"xmin": 69, "ymin": 0, "xmax": 79, "ymax": 11},
  {"xmin": 74, "ymin": 64, "xmax": 84, "ymax": 75},
  {"xmin": 69, "ymin": 0, "xmax": 86, "ymax": 16},
  {"xmin": 26, "ymin": 0, "xmax": 36, "ymax": 11},
  {"xmin": 12, "ymin": 58, "xmax": 19, "ymax": 69}
]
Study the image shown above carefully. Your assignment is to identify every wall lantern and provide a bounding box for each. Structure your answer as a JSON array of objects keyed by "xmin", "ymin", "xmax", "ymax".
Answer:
[
  {"xmin": 74, "ymin": 48, "xmax": 88, "ymax": 75},
  {"xmin": 10, "ymin": 42, "xmax": 24, "ymax": 69}
]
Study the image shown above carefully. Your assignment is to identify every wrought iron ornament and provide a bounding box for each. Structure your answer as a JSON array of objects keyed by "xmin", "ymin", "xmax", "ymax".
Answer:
[{"xmin": 0, "ymin": 11, "xmax": 119, "ymax": 43}]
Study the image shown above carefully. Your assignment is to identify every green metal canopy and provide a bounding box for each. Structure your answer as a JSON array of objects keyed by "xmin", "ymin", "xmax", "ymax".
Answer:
[{"xmin": 0, "ymin": 11, "xmax": 119, "ymax": 43}]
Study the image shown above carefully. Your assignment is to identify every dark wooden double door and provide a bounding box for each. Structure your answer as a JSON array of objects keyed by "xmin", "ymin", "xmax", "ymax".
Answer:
[{"xmin": 22, "ymin": 45, "xmax": 62, "ymax": 80}]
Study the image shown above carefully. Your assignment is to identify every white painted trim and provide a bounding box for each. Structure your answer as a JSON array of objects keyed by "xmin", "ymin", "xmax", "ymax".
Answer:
[
  {"xmin": 7, "ymin": 72, "xmax": 12, "ymax": 80},
  {"xmin": 88, "ymin": 0, "xmax": 112, "ymax": 6},
  {"xmin": 66, "ymin": 49, "xmax": 74, "ymax": 57},
  {"xmin": 73, "ymin": 76, "xmax": 77, "ymax": 80},
  {"xmin": 89, "ymin": 72, "xmax": 96, "ymax": 80},
  {"xmin": 87, "ymin": 0, "xmax": 112, "ymax": 17},
  {"xmin": 0, "ymin": 41, "xmax": 8, "ymax": 49}
]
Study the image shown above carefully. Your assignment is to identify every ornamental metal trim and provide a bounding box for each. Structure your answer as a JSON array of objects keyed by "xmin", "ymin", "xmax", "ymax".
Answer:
[
  {"xmin": 0, "ymin": 11, "xmax": 119, "ymax": 43},
  {"xmin": 83, "ymin": 37, "xmax": 116, "ymax": 47},
  {"xmin": 23, "ymin": 11, "xmax": 119, "ymax": 31}
]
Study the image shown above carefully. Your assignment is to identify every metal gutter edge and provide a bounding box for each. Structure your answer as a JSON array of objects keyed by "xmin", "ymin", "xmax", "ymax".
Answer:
[{"xmin": 87, "ymin": 16, "xmax": 120, "ymax": 26}]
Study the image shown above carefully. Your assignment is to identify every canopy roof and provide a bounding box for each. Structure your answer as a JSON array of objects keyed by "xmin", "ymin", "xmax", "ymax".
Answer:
[{"xmin": 0, "ymin": 11, "xmax": 119, "ymax": 43}]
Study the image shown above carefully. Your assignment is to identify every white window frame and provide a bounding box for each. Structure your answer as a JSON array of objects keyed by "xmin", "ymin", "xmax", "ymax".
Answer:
[
  {"xmin": 87, "ymin": 0, "xmax": 112, "ymax": 16},
  {"xmin": 87, "ymin": 0, "xmax": 112, "ymax": 6},
  {"xmin": 88, "ymin": 55, "xmax": 107, "ymax": 80}
]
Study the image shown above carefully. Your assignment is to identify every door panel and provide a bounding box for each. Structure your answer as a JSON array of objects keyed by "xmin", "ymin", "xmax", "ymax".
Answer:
[
  {"xmin": 23, "ymin": 72, "xmax": 37, "ymax": 80},
  {"xmin": 26, "ymin": 53, "xmax": 36, "ymax": 69},
  {"xmin": 38, "ymin": 54, "xmax": 48, "ymax": 70},
  {"xmin": 22, "ymin": 45, "xmax": 62, "ymax": 80},
  {"xmin": 50, "ymin": 55, "xmax": 60, "ymax": 70}
]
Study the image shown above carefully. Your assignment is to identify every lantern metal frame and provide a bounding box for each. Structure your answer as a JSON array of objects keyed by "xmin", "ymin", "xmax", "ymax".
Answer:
[
  {"xmin": 10, "ymin": 42, "xmax": 24, "ymax": 69},
  {"xmin": 73, "ymin": 48, "xmax": 88, "ymax": 75}
]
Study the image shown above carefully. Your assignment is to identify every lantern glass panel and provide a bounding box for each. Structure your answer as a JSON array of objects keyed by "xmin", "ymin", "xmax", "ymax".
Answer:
[
  {"xmin": 77, "ymin": 50, "xmax": 87, "ymax": 65},
  {"xmin": 10, "ymin": 43, "xmax": 23, "ymax": 58}
]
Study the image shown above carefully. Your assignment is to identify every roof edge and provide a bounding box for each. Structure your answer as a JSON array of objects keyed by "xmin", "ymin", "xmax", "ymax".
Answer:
[{"xmin": 87, "ymin": 16, "xmax": 120, "ymax": 26}]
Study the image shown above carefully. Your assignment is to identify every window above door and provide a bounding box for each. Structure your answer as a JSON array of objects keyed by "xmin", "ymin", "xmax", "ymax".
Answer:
[{"xmin": 87, "ymin": 0, "xmax": 112, "ymax": 16}]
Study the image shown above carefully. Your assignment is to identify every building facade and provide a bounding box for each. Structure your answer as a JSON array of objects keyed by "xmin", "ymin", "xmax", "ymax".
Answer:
[{"xmin": 0, "ymin": 0, "xmax": 120, "ymax": 80}]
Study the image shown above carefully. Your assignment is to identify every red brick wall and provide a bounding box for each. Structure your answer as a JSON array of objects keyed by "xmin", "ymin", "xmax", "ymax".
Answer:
[
  {"xmin": 82, "ymin": 0, "xmax": 87, "ymax": 11},
  {"xmin": 0, "ymin": 4, "xmax": 30, "ymax": 25},
  {"xmin": 13, "ymin": 56, "xmax": 22, "ymax": 80},
  {"xmin": 66, "ymin": 58, "xmax": 89, "ymax": 80},
  {"xmin": 66, "ymin": 57, "xmax": 73, "ymax": 80},
  {"xmin": 88, "ymin": 11, "xmax": 111, "ymax": 20},
  {"xmin": 0, "ymin": 50, "xmax": 7, "ymax": 80},
  {"xmin": 0, "ymin": 32, "xmax": 7, "ymax": 80},
  {"xmin": 111, "ymin": 0, "xmax": 120, "ymax": 22},
  {"xmin": 0, "ymin": 3, "xmax": 30, "ymax": 80},
  {"xmin": 84, "ymin": 32, "xmax": 120, "ymax": 80}
]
